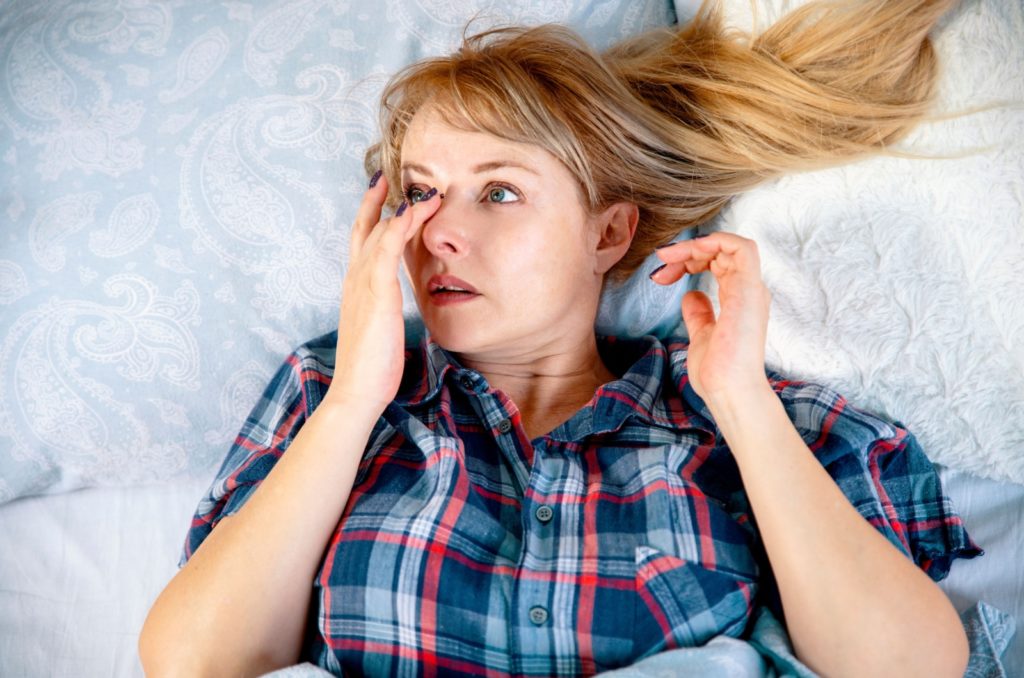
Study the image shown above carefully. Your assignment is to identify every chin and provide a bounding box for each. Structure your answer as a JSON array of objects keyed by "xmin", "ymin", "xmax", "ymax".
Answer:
[{"xmin": 421, "ymin": 316, "xmax": 480, "ymax": 353}]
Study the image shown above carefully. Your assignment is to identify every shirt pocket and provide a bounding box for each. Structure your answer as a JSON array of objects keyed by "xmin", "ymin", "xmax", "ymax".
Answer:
[
  {"xmin": 630, "ymin": 442, "xmax": 760, "ymax": 661},
  {"xmin": 632, "ymin": 544, "xmax": 756, "ymax": 661}
]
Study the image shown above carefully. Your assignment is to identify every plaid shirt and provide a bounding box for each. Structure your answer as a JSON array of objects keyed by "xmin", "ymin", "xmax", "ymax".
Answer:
[{"xmin": 182, "ymin": 329, "xmax": 982, "ymax": 677}]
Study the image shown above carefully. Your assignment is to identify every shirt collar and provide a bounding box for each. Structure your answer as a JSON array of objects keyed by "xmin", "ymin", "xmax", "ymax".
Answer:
[
  {"xmin": 392, "ymin": 333, "xmax": 463, "ymax": 407},
  {"xmin": 393, "ymin": 330, "xmax": 714, "ymax": 436}
]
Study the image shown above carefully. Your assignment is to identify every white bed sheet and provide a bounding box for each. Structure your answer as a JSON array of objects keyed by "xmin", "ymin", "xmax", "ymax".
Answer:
[
  {"xmin": 0, "ymin": 477, "xmax": 210, "ymax": 677},
  {"xmin": 0, "ymin": 468, "xmax": 1020, "ymax": 677},
  {"xmin": 937, "ymin": 465, "xmax": 1024, "ymax": 674}
]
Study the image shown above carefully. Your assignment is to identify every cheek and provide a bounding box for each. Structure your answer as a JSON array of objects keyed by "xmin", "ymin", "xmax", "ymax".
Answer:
[
  {"xmin": 498, "ymin": 232, "xmax": 557, "ymax": 279},
  {"xmin": 498, "ymin": 233, "xmax": 588, "ymax": 295}
]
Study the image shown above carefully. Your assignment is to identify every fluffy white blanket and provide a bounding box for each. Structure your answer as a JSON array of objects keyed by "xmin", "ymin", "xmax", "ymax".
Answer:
[{"xmin": 697, "ymin": 0, "xmax": 1024, "ymax": 484}]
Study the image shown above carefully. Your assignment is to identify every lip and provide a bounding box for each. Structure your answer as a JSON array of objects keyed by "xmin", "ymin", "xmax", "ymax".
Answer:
[
  {"xmin": 427, "ymin": 274, "xmax": 480, "ymax": 295},
  {"xmin": 429, "ymin": 291, "xmax": 481, "ymax": 306}
]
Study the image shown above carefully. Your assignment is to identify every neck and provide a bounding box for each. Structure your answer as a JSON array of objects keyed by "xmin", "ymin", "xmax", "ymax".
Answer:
[{"xmin": 456, "ymin": 333, "xmax": 620, "ymax": 435}]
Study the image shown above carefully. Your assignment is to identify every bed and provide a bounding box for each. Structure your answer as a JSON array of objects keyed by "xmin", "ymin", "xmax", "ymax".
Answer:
[{"xmin": 1, "ymin": 0, "xmax": 1021, "ymax": 676}]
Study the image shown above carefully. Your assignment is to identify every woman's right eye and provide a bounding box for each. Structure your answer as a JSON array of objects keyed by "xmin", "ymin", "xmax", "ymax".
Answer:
[{"xmin": 405, "ymin": 186, "xmax": 427, "ymax": 203}]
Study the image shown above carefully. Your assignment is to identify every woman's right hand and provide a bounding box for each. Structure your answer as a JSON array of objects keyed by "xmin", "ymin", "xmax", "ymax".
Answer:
[{"xmin": 323, "ymin": 171, "xmax": 442, "ymax": 414}]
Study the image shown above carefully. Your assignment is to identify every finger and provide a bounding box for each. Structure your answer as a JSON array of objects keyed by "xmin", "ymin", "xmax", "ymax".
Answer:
[
  {"xmin": 400, "ymin": 189, "xmax": 444, "ymax": 247},
  {"xmin": 364, "ymin": 187, "xmax": 442, "ymax": 262},
  {"xmin": 649, "ymin": 246, "xmax": 731, "ymax": 283},
  {"xmin": 709, "ymin": 251, "xmax": 737, "ymax": 277},
  {"xmin": 700, "ymin": 237, "xmax": 762, "ymax": 279},
  {"xmin": 656, "ymin": 232, "xmax": 752, "ymax": 263},
  {"xmin": 350, "ymin": 171, "xmax": 389, "ymax": 261},
  {"xmin": 657, "ymin": 233, "xmax": 762, "ymax": 284},
  {"xmin": 708, "ymin": 252, "xmax": 772, "ymax": 316},
  {"xmin": 681, "ymin": 290, "xmax": 716, "ymax": 338},
  {"xmin": 649, "ymin": 261, "xmax": 689, "ymax": 284}
]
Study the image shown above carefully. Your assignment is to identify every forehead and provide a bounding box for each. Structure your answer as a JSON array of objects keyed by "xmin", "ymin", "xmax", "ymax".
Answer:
[{"xmin": 401, "ymin": 105, "xmax": 549, "ymax": 167}]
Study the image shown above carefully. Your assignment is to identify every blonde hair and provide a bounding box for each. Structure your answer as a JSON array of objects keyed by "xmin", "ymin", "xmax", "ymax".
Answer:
[{"xmin": 365, "ymin": 0, "xmax": 956, "ymax": 287}]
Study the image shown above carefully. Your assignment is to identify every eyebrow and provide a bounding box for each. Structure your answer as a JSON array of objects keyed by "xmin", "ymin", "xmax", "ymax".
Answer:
[{"xmin": 400, "ymin": 160, "xmax": 540, "ymax": 177}]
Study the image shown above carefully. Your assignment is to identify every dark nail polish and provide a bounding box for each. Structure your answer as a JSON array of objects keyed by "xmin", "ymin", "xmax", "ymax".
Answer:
[
  {"xmin": 648, "ymin": 263, "xmax": 667, "ymax": 280},
  {"xmin": 655, "ymin": 242, "xmax": 675, "ymax": 250},
  {"xmin": 369, "ymin": 169, "xmax": 382, "ymax": 188},
  {"xmin": 396, "ymin": 201, "xmax": 408, "ymax": 216},
  {"xmin": 423, "ymin": 187, "xmax": 438, "ymax": 201},
  {"xmin": 693, "ymin": 233, "xmax": 709, "ymax": 239}
]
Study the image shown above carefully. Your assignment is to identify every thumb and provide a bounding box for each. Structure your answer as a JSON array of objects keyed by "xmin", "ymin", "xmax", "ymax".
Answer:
[{"xmin": 681, "ymin": 290, "xmax": 716, "ymax": 338}]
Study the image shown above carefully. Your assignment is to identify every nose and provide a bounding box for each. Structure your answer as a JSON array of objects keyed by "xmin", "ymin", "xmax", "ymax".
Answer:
[{"xmin": 419, "ymin": 194, "xmax": 470, "ymax": 259}]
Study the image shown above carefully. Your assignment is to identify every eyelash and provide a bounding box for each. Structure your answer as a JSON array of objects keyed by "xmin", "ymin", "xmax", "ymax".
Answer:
[{"xmin": 402, "ymin": 182, "xmax": 521, "ymax": 204}]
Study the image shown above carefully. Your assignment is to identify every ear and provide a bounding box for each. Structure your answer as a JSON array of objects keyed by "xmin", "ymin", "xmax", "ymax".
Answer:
[{"xmin": 591, "ymin": 201, "xmax": 638, "ymax": 275}]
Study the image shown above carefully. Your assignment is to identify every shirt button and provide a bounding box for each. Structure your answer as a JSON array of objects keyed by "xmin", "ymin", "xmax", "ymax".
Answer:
[
  {"xmin": 535, "ymin": 505, "xmax": 553, "ymax": 523},
  {"xmin": 497, "ymin": 418, "xmax": 512, "ymax": 434},
  {"xmin": 529, "ymin": 606, "xmax": 549, "ymax": 625},
  {"xmin": 459, "ymin": 375, "xmax": 474, "ymax": 389}
]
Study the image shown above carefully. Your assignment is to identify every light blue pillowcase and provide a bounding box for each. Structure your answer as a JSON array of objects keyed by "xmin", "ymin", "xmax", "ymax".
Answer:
[
  {"xmin": 594, "ymin": 233, "xmax": 697, "ymax": 340},
  {"xmin": 0, "ymin": 0, "xmax": 683, "ymax": 503}
]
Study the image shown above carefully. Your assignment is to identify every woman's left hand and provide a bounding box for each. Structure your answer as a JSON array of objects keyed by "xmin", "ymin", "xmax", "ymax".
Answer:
[{"xmin": 650, "ymin": 232, "xmax": 773, "ymax": 408}]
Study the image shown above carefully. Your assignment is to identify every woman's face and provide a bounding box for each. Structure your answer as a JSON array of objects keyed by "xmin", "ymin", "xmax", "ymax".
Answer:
[{"xmin": 400, "ymin": 106, "xmax": 615, "ymax": 356}]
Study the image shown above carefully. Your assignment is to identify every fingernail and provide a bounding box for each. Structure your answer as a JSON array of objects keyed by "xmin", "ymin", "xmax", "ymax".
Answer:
[
  {"xmin": 693, "ymin": 233, "xmax": 709, "ymax": 239},
  {"xmin": 422, "ymin": 187, "xmax": 438, "ymax": 201},
  {"xmin": 369, "ymin": 169, "xmax": 382, "ymax": 188},
  {"xmin": 648, "ymin": 263, "xmax": 666, "ymax": 280},
  {"xmin": 655, "ymin": 242, "xmax": 675, "ymax": 250},
  {"xmin": 396, "ymin": 200, "xmax": 408, "ymax": 216}
]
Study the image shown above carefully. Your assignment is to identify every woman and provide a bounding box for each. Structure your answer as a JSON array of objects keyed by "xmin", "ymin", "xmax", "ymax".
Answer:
[{"xmin": 140, "ymin": 1, "xmax": 981, "ymax": 676}]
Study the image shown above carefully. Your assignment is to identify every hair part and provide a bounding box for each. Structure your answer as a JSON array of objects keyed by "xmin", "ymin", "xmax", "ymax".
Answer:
[{"xmin": 365, "ymin": 0, "xmax": 956, "ymax": 288}]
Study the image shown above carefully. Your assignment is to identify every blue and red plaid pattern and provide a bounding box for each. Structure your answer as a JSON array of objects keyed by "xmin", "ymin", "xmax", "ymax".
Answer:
[{"xmin": 182, "ymin": 330, "xmax": 982, "ymax": 676}]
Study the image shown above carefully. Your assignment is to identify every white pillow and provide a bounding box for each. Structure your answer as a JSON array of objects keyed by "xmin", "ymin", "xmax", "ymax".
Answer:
[{"xmin": 692, "ymin": 0, "xmax": 1024, "ymax": 484}]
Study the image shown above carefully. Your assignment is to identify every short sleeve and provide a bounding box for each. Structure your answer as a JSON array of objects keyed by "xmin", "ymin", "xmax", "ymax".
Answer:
[
  {"xmin": 779, "ymin": 380, "xmax": 985, "ymax": 581},
  {"xmin": 178, "ymin": 348, "xmax": 311, "ymax": 568}
]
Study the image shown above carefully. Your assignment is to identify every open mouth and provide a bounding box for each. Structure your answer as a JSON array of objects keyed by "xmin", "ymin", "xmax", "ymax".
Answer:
[
  {"xmin": 430, "ymin": 289, "xmax": 477, "ymax": 296},
  {"xmin": 426, "ymin": 274, "xmax": 480, "ymax": 304}
]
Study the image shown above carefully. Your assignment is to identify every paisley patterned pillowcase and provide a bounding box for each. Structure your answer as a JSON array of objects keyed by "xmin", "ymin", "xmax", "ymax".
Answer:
[{"xmin": 0, "ymin": 0, "xmax": 684, "ymax": 504}]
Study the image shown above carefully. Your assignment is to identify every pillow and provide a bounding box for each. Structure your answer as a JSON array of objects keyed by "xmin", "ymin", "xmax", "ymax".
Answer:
[
  {"xmin": 685, "ymin": 0, "xmax": 1024, "ymax": 484},
  {"xmin": 0, "ymin": 0, "xmax": 680, "ymax": 504}
]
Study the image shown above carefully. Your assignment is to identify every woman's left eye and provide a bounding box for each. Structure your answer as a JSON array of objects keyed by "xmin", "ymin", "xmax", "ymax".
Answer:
[{"xmin": 485, "ymin": 184, "xmax": 520, "ymax": 204}]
